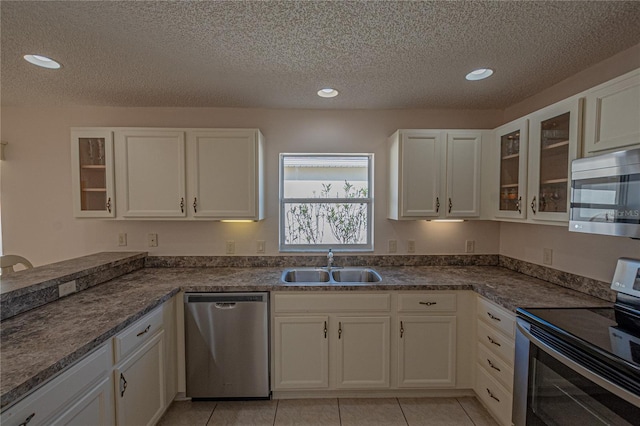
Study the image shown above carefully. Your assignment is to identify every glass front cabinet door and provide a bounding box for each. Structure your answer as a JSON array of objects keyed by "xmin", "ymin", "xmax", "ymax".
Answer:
[
  {"xmin": 495, "ymin": 119, "xmax": 528, "ymax": 219},
  {"xmin": 528, "ymin": 98, "xmax": 583, "ymax": 222},
  {"xmin": 71, "ymin": 129, "xmax": 115, "ymax": 217}
]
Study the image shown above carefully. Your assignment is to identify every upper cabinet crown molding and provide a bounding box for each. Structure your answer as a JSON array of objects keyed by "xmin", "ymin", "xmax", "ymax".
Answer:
[
  {"xmin": 388, "ymin": 129, "xmax": 484, "ymax": 220},
  {"xmin": 72, "ymin": 127, "xmax": 265, "ymax": 221},
  {"xmin": 583, "ymin": 68, "xmax": 640, "ymax": 155}
]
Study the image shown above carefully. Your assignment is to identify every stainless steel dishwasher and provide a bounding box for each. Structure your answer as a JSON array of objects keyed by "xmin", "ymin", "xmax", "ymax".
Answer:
[{"xmin": 184, "ymin": 292, "xmax": 270, "ymax": 399}]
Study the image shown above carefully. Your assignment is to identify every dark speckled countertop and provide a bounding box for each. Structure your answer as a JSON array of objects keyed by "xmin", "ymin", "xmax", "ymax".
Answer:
[{"xmin": 0, "ymin": 263, "xmax": 612, "ymax": 411}]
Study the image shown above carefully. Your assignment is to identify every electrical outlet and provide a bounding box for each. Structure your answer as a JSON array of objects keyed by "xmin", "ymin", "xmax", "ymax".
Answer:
[
  {"xmin": 407, "ymin": 240, "xmax": 416, "ymax": 253},
  {"xmin": 226, "ymin": 240, "xmax": 235, "ymax": 254},
  {"xmin": 388, "ymin": 240, "xmax": 397, "ymax": 253},
  {"xmin": 58, "ymin": 280, "xmax": 77, "ymax": 297},
  {"xmin": 118, "ymin": 233, "xmax": 127, "ymax": 246},
  {"xmin": 148, "ymin": 233, "xmax": 158, "ymax": 247},
  {"xmin": 465, "ymin": 240, "xmax": 475, "ymax": 253},
  {"xmin": 543, "ymin": 248, "xmax": 553, "ymax": 265},
  {"xmin": 256, "ymin": 240, "xmax": 265, "ymax": 254}
]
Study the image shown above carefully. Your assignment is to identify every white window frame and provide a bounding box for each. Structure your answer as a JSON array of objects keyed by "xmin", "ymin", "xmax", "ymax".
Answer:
[{"xmin": 279, "ymin": 153, "xmax": 374, "ymax": 252}]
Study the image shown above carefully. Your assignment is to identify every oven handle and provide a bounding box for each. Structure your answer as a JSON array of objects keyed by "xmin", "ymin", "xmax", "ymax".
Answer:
[{"xmin": 516, "ymin": 321, "xmax": 640, "ymax": 408}]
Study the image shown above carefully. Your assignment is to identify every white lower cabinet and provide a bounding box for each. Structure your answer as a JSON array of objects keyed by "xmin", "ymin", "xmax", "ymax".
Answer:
[
  {"xmin": 272, "ymin": 291, "xmax": 471, "ymax": 396},
  {"xmin": 0, "ymin": 343, "xmax": 113, "ymax": 426},
  {"xmin": 474, "ymin": 296, "xmax": 516, "ymax": 426},
  {"xmin": 336, "ymin": 316, "xmax": 390, "ymax": 389},
  {"xmin": 1, "ymin": 298, "xmax": 178, "ymax": 426},
  {"xmin": 114, "ymin": 331, "xmax": 165, "ymax": 426},
  {"xmin": 274, "ymin": 316, "xmax": 330, "ymax": 389},
  {"xmin": 397, "ymin": 315, "xmax": 456, "ymax": 387}
]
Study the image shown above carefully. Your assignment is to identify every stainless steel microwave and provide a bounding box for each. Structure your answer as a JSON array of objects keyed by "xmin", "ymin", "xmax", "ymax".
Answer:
[{"xmin": 570, "ymin": 147, "xmax": 640, "ymax": 238}]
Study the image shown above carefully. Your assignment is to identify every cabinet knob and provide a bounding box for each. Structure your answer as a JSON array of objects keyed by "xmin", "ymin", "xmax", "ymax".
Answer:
[
  {"xmin": 120, "ymin": 373, "xmax": 128, "ymax": 397},
  {"xmin": 338, "ymin": 322, "xmax": 342, "ymax": 339},
  {"xmin": 436, "ymin": 197, "xmax": 440, "ymax": 213},
  {"xmin": 106, "ymin": 197, "xmax": 112, "ymax": 213},
  {"xmin": 531, "ymin": 196, "xmax": 537, "ymax": 215},
  {"xmin": 323, "ymin": 321, "xmax": 327, "ymax": 339},
  {"xmin": 18, "ymin": 413, "xmax": 35, "ymax": 426}
]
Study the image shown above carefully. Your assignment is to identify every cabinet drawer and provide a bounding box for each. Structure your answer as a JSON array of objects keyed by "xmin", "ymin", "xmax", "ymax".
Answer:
[
  {"xmin": 274, "ymin": 293, "xmax": 390, "ymax": 313},
  {"xmin": 397, "ymin": 293, "xmax": 456, "ymax": 313},
  {"xmin": 477, "ymin": 321, "xmax": 515, "ymax": 366},
  {"xmin": 477, "ymin": 297, "xmax": 515, "ymax": 339},
  {"xmin": 114, "ymin": 306, "xmax": 163, "ymax": 363},
  {"xmin": 1, "ymin": 344, "xmax": 111, "ymax": 426},
  {"xmin": 477, "ymin": 342, "xmax": 514, "ymax": 391},
  {"xmin": 475, "ymin": 365, "xmax": 512, "ymax": 426}
]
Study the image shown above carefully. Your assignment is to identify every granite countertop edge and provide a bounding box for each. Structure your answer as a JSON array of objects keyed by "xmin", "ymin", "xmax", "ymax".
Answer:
[{"xmin": 0, "ymin": 265, "xmax": 612, "ymax": 411}]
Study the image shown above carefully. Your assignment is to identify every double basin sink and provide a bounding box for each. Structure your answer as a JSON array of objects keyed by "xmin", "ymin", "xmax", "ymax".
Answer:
[{"xmin": 281, "ymin": 267, "xmax": 382, "ymax": 284}]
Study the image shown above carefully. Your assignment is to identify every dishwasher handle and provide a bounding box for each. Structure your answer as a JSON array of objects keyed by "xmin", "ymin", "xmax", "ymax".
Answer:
[
  {"xmin": 215, "ymin": 302, "xmax": 237, "ymax": 309},
  {"xmin": 185, "ymin": 293, "xmax": 267, "ymax": 303}
]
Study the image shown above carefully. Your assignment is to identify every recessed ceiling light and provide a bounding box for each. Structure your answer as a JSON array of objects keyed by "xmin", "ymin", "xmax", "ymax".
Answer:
[
  {"xmin": 24, "ymin": 54, "xmax": 62, "ymax": 69},
  {"xmin": 465, "ymin": 68, "xmax": 493, "ymax": 81},
  {"xmin": 317, "ymin": 88, "xmax": 339, "ymax": 98}
]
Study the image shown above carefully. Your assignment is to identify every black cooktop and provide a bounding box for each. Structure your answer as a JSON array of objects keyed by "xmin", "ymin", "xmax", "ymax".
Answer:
[{"xmin": 517, "ymin": 306, "xmax": 640, "ymax": 372}]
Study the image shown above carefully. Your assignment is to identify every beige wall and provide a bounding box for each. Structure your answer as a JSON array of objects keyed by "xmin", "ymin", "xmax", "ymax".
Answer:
[{"xmin": 0, "ymin": 106, "xmax": 502, "ymax": 266}]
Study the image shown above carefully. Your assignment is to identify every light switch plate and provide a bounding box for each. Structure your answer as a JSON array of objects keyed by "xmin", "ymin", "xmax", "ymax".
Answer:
[
  {"xmin": 256, "ymin": 240, "xmax": 265, "ymax": 254},
  {"xmin": 465, "ymin": 240, "xmax": 475, "ymax": 253},
  {"xmin": 118, "ymin": 233, "xmax": 127, "ymax": 246}
]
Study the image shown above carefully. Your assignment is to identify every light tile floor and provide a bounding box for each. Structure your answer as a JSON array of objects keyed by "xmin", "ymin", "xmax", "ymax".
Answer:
[{"xmin": 157, "ymin": 397, "xmax": 499, "ymax": 426}]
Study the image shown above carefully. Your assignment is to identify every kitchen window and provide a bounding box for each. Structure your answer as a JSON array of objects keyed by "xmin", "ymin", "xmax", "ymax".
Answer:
[{"xmin": 279, "ymin": 154, "xmax": 373, "ymax": 252}]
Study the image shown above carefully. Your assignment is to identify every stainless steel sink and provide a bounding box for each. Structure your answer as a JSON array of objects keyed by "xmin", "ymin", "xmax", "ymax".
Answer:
[
  {"xmin": 331, "ymin": 268, "xmax": 382, "ymax": 283},
  {"xmin": 281, "ymin": 268, "xmax": 330, "ymax": 283},
  {"xmin": 281, "ymin": 267, "xmax": 381, "ymax": 284}
]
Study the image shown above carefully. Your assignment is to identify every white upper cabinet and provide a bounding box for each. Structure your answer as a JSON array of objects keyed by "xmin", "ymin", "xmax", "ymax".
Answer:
[
  {"xmin": 388, "ymin": 130, "xmax": 441, "ymax": 219},
  {"xmin": 71, "ymin": 129, "xmax": 115, "ymax": 218},
  {"xmin": 115, "ymin": 129, "xmax": 187, "ymax": 218},
  {"xmin": 528, "ymin": 97, "xmax": 582, "ymax": 223},
  {"xmin": 187, "ymin": 129, "xmax": 264, "ymax": 220},
  {"xmin": 584, "ymin": 69, "xmax": 640, "ymax": 155},
  {"xmin": 445, "ymin": 131, "xmax": 482, "ymax": 217},
  {"xmin": 388, "ymin": 129, "xmax": 483, "ymax": 220},
  {"xmin": 493, "ymin": 119, "xmax": 529, "ymax": 220}
]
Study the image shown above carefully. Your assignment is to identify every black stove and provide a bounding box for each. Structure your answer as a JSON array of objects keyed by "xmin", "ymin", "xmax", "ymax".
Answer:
[{"xmin": 513, "ymin": 258, "xmax": 640, "ymax": 425}]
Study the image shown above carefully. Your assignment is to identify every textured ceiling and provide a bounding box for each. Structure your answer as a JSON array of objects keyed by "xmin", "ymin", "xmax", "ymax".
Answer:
[{"xmin": 1, "ymin": 1, "xmax": 640, "ymax": 109}]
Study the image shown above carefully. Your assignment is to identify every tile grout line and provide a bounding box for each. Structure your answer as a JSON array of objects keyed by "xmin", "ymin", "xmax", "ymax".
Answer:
[
  {"xmin": 455, "ymin": 397, "xmax": 478, "ymax": 426},
  {"xmin": 396, "ymin": 397, "xmax": 410, "ymax": 426},
  {"xmin": 272, "ymin": 399, "xmax": 280, "ymax": 426},
  {"xmin": 205, "ymin": 402, "xmax": 218, "ymax": 426}
]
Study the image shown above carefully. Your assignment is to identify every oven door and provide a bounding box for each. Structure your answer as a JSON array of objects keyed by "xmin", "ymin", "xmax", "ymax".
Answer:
[{"xmin": 513, "ymin": 318, "xmax": 640, "ymax": 426}]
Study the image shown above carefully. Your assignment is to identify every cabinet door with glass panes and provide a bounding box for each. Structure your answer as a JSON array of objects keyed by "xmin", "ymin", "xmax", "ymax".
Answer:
[
  {"xmin": 71, "ymin": 129, "xmax": 115, "ymax": 218},
  {"xmin": 528, "ymin": 98, "xmax": 583, "ymax": 222},
  {"xmin": 495, "ymin": 119, "xmax": 528, "ymax": 219}
]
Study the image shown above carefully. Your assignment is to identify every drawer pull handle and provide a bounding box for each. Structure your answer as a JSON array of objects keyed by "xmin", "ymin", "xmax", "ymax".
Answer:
[
  {"xmin": 18, "ymin": 413, "xmax": 35, "ymax": 426},
  {"xmin": 338, "ymin": 322, "xmax": 342, "ymax": 339},
  {"xmin": 180, "ymin": 197, "xmax": 185, "ymax": 213},
  {"xmin": 486, "ymin": 388, "xmax": 500, "ymax": 402},
  {"xmin": 136, "ymin": 324, "xmax": 151, "ymax": 337},
  {"xmin": 324, "ymin": 321, "xmax": 327, "ymax": 339},
  {"xmin": 436, "ymin": 197, "xmax": 440, "ymax": 213},
  {"xmin": 487, "ymin": 359, "xmax": 501, "ymax": 372},
  {"xmin": 487, "ymin": 312, "xmax": 501, "ymax": 321},
  {"xmin": 193, "ymin": 197, "xmax": 198, "ymax": 213},
  {"xmin": 531, "ymin": 196, "xmax": 537, "ymax": 215},
  {"xmin": 400, "ymin": 321, "xmax": 404, "ymax": 338},
  {"xmin": 487, "ymin": 336, "xmax": 501, "ymax": 347},
  {"xmin": 419, "ymin": 301, "xmax": 437, "ymax": 306},
  {"xmin": 448, "ymin": 198, "xmax": 453, "ymax": 213},
  {"xmin": 120, "ymin": 373, "xmax": 128, "ymax": 397},
  {"xmin": 106, "ymin": 197, "xmax": 112, "ymax": 213}
]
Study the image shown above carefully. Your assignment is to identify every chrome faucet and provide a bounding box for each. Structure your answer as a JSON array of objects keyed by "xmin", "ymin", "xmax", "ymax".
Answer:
[{"xmin": 327, "ymin": 249, "xmax": 334, "ymax": 271}]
